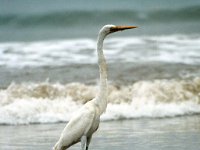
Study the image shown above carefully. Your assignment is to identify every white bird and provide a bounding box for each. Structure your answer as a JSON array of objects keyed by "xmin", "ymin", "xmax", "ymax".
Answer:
[{"xmin": 53, "ymin": 24, "xmax": 137, "ymax": 150}]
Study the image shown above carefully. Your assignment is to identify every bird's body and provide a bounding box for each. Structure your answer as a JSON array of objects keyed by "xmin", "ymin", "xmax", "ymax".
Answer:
[
  {"xmin": 53, "ymin": 25, "xmax": 137, "ymax": 150},
  {"xmin": 54, "ymin": 100, "xmax": 100, "ymax": 150}
]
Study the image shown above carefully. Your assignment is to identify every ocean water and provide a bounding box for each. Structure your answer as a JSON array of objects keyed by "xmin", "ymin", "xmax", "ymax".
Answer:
[
  {"xmin": 1, "ymin": 0, "xmax": 200, "ymax": 41},
  {"xmin": 0, "ymin": 0, "xmax": 200, "ymax": 149}
]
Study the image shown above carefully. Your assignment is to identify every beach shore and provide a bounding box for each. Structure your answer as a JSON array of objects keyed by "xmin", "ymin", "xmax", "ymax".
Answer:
[{"xmin": 0, "ymin": 115, "xmax": 199, "ymax": 150}]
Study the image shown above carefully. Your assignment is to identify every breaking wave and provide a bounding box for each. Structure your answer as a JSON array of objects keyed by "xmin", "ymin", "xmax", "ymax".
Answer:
[
  {"xmin": 0, "ymin": 78, "xmax": 200, "ymax": 125},
  {"xmin": 1, "ymin": 34, "xmax": 200, "ymax": 68}
]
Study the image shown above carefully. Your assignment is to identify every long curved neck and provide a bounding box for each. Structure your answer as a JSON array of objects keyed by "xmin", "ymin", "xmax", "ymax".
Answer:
[{"xmin": 95, "ymin": 32, "xmax": 108, "ymax": 114}]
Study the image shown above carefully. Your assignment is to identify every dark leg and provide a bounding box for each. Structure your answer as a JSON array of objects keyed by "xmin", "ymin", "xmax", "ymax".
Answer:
[{"xmin": 86, "ymin": 136, "xmax": 92, "ymax": 150}]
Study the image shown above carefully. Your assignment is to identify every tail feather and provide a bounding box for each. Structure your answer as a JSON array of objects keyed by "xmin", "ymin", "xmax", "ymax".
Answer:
[
  {"xmin": 53, "ymin": 142, "xmax": 61, "ymax": 150},
  {"xmin": 53, "ymin": 141, "xmax": 68, "ymax": 150}
]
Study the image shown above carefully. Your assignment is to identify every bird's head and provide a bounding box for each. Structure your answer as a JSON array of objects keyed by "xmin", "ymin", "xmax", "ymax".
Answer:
[{"xmin": 99, "ymin": 24, "xmax": 137, "ymax": 36}]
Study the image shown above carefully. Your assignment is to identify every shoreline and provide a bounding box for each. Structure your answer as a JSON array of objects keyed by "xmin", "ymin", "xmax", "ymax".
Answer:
[{"xmin": 0, "ymin": 115, "xmax": 200, "ymax": 150}]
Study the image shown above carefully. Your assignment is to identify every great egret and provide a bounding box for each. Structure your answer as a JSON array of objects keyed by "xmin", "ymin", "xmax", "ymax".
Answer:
[{"xmin": 53, "ymin": 25, "xmax": 137, "ymax": 150}]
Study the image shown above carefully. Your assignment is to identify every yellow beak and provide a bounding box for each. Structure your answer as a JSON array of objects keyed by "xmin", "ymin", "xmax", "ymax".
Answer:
[{"xmin": 110, "ymin": 26, "xmax": 138, "ymax": 32}]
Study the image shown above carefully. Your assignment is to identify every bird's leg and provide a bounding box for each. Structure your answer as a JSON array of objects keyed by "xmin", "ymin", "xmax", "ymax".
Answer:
[
  {"xmin": 86, "ymin": 136, "xmax": 92, "ymax": 150},
  {"xmin": 86, "ymin": 146, "xmax": 89, "ymax": 150},
  {"xmin": 81, "ymin": 135, "xmax": 87, "ymax": 150}
]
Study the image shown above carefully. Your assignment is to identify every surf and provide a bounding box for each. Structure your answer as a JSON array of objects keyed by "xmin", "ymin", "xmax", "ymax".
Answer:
[{"xmin": 0, "ymin": 78, "xmax": 200, "ymax": 125}]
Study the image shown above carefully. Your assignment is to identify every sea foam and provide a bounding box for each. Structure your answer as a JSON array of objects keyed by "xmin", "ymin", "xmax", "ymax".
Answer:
[
  {"xmin": 0, "ymin": 35, "xmax": 200, "ymax": 68},
  {"xmin": 0, "ymin": 78, "xmax": 200, "ymax": 125}
]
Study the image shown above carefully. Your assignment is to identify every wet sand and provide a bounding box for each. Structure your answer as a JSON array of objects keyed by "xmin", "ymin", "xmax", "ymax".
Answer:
[{"xmin": 0, "ymin": 115, "xmax": 200, "ymax": 150}]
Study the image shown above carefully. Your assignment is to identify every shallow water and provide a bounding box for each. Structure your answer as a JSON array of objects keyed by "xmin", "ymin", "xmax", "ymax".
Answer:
[{"xmin": 0, "ymin": 115, "xmax": 200, "ymax": 150}]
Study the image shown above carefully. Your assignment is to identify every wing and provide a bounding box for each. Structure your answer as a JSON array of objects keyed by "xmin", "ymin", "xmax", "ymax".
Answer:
[{"xmin": 59, "ymin": 102, "xmax": 96, "ymax": 147}]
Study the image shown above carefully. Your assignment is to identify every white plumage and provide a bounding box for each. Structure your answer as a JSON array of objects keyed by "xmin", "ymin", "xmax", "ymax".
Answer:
[{"xmin": 53, "ymin": 24, "xmax": 137, "ymax": 150}]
